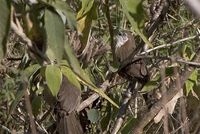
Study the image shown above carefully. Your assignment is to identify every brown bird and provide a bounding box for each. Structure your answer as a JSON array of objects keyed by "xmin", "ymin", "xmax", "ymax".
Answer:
[
  {"xmin": 115, "ymin": 31, "xmax": 149, "ymax": 88},
  {"xmin": 43, "ymin": 75, "xmax": 83, "ymax": 134},
  {"xmin": 115, "ymin": 31, "xmax": 136, "ymax": 62},
  {"xmin": 55, "ymin": 76, "xmax": 83, "ymax": 134}
]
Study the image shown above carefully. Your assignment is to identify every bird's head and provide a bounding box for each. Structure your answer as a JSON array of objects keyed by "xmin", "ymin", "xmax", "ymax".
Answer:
[{"xmin": 115, "ymin": 31, "xmax": 136, "ymax": 62}]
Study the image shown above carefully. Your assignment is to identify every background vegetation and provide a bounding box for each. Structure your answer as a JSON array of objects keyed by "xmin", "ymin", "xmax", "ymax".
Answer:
[{"xmin": 0, "ymin": 0, "xmax": 200, "ymax": 133}]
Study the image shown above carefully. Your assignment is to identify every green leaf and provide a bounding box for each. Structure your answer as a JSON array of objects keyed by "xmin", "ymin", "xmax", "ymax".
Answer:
[
  {"xmin": 0, "ymin": 0, "xmax": 10, "ymax": 59},
  {"xmin": 87, "ymin": 109, "xmax": 100, "ymax": 123},
  {"xmin": 121, "ymin": 117, "xmax": 137, "ymax": 134},
  {"xmin": 64, "ymin": 39, "xmax": 91, "ymax": 82},
  {"xmin": 45, "ymin": 8, "xmax": 65, "ymax": 63},
  {"xmin": 141, "ymin": 80, "xmax": 158, "ymax": 92},
  {"xmin": 119, "ymin": 0, "xmax": 153, "ymax": 48},
  {"xmin": 41, "ymin": 0, "xmax": 76, "ymax": 29},
  {"xmin": 77, "ymin": 0, "xmax": 96, "ymax": 50},
  {"xmin": 185, "ymin": 69, "xmax": 198, "ymax": 96},
  {"xmin": 126, "ymin": 0, "xmax": 146, "ymax": 29},
  {"xmin": 32, "ymin": 95, "xmax": 42, "ymax": 116},
  {"xmin": 64, "ymin": 39, "xmax": 83, "ymax": 75},
  {"xmin": 45, "ymin": 65, "xmax": 62, "ymax": 96},
  {"xmin": 77, "ymin": 0, "xmax": 94, "ymax": 20},
  {"xmin": 100, "ymin": 103, "xmax": 111, "ymax": 131},
  {"xmin": 61, "ymin": 66, "xmax": 81, "ymax": 90},
  {"xmin": 23, "ymin": 64, "xmax": 41, "ymax": 78},
  {"xmin": 9, "ymin": 85, "xmax": 24, "ymax": 115}
]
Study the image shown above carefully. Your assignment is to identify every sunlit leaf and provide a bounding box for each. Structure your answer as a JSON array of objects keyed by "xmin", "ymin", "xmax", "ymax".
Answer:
[
  {"xmin": 77, "ymin": 0, "xmax": 96, "ymax": 51},
  {"xmin": 41, "ymin": 0, "xmax": 76, "ymax": 28},
  {"xmin": 119, "ymin": 0, "xmax": 153, "ymax": 48},
  {"xmin": 0, "ymin": 0, "xmax": 10, "ymax": 59},
  {"xmin": 45, "ymin": 8, "xmax": 65, "ymax": 63},
  {"xmin": 61, "ymin": 66, "xmax": 81, "ymax": 90},
  {"xmin": 23, "ymin": 64, "xmax": 41, "ymax": 78},
  {"xmin": 182, "ymin": 45, "xmax": 196, "ymax": 60},
  {"xmin": 185, "ymin": 69, "xmax": 198, "ymax": 96},
  {"xmin": 141, "ymin": 80, "xmax": 158, "ymax": 92},
  {"xmin": 142, "ymin": 71, "xmax": 160, "ymax": 92},
  {"xmin": 45, "ymin": 65, "xmax": 62, "ymax": 96},
  {"xmin": 127, "ymin": 0, "xmax": 146, "ymax": 29},
  {"xmin": 77, "ymin": 0, "xmax": 94, "ymax": 20},
  {"xmin": 64, "ymin": 38, "xmax": 91, "ymax": 82}
]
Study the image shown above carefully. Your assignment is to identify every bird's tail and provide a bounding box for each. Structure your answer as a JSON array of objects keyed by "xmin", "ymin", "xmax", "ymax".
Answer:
[{"xmin": 57, "ymin": 111, "xmax": 83, "ymax": 134}]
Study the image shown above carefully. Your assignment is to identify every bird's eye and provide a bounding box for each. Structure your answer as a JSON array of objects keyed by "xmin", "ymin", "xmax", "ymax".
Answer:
[{"xmin": 118, "ymin": 32, "xmax": 123, "ymax": 36}]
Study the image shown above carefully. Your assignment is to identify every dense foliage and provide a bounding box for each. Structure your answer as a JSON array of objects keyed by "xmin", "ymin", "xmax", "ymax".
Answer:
[{"xmin": 0, "ymin": 0, "xmax": 200, "ymax": 133}]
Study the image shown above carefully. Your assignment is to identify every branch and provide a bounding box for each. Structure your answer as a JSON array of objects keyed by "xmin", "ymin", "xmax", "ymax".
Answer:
[
  {"xmin": 173, "ymin": 58, "xmax": 189, "ymax": 134},
  {"xmin": 132, "ymin": 47, "xmax": 200, "ymax": 134},
  {"xmin": 24, "ymin": 83, "xmax": 37, "ymax": 134},
  {"xmin": 140, "ymin": 35, "xmax": 198, "ymax": 55},
  {"xmin": 77, "ymin": 81, "xmax": 110, "ymax": 112},
  {"xmin": 134, "ymin": 55, "xmax": 200, "ymax": 67},
  {"xmin": 111, "ymin": 84, "xmax": 133, "ymax": 134},
  {"xmin": 160, "ymin": 66, "xmax": 169, "ymax": 134},
  {"xmin": 11, "ymin": 18, "xmax": 49, "ymax": 64}
]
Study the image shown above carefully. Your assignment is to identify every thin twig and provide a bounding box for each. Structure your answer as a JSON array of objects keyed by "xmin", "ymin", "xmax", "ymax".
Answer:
[
  {"xmin": 141, "ymin": 35, "xmax": 198, "ymax": 55},
  {"xmin": 135, "ymin": 55, "xmax": 200, "ymax": 67},
  {"xmin": 11, "ymin": 21, "xmax": 33, "ymax": 49},
  {"xmin": 11, "ymin": 20, "xmax": 49, "ymax": 64},
  {"xmin": 0, "ymin": 124, "xmax": 11, "ymax": 133},
  {"xmin": 176, "ymin": 59, "xmax": 200, "ymax": 67},
  {"xmin": 160, "ymin": 66, "xmax": 169, "ymax": 134},
  {"xmin": 24, "ymin": 85, "xmax": 37, "ymax": 134},
  {"xmin": 111, "ymin": 85, "xmax": 133, "ymax": 134},
  {"xmin": 7, "ymin": 57, "xmax": 23, "ymax": 61},
  {"xmin": 38, "ymin": 107, "xmax": 52, "ymax": 123},
  {"xmin": 172, "ymin": 57, "xmax": 187, "ymax": 134},
  {"xmin": 77, "ymin": 81, "xmax": 110, "ymax": 112},
  {"xmin": 35, "ymin": 121, "xmax": 48, "ymax": 134},
  {"xmin": 174, "ymin": 57, "xmax": 190, "ymax": 134}
]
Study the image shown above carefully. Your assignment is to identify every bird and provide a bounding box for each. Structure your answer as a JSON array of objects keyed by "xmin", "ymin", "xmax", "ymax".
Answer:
[
  {"xmin": 54, "ymin": 76, "xmax": 83, "ymax": 134},
  {"xmin": 55, "ymin": 76, "xmax": 83, "ymax": 134},
  {"xmin": 112, "ymin": 31, "xmax": 150, "ymax": 133},
  {"xmin": 115, "ymin": 31, "xmax": 136, "ymax": 63},
  {"xmin": 115, "ymin": 31, "xmax": 149, "ymax": 89},
  {"xmin": 43, "ymin": 75, "xmax": 83, "ymax": 134}
]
